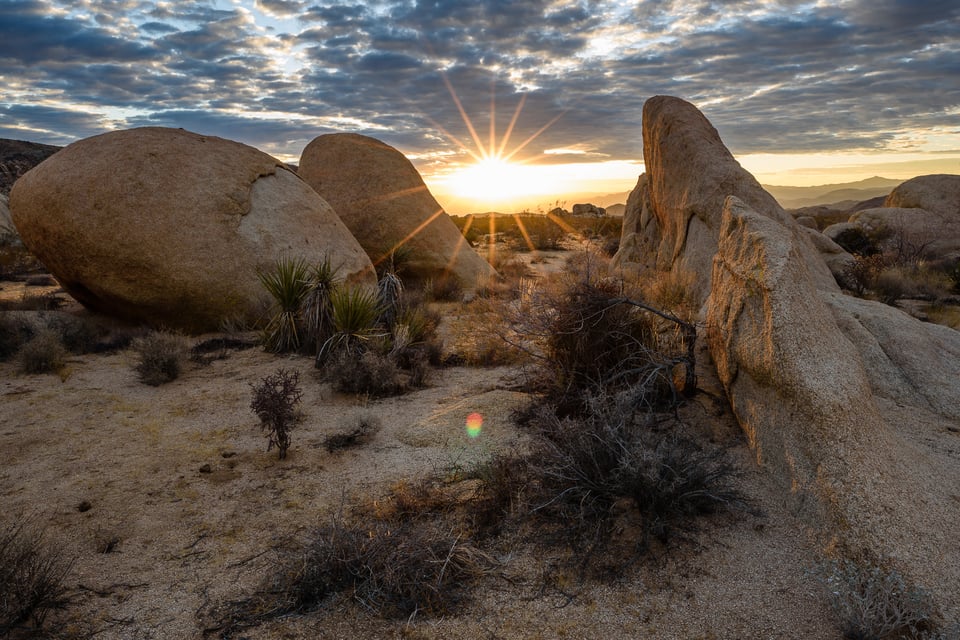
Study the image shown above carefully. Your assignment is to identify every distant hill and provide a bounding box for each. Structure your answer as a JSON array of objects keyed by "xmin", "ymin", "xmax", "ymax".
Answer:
[
  {"xmin": 763, "ymin": 176, "xmax": 901, "ymax": 209},
  {"xmin": 0, "ymin": 138, "xmax": 61, "ymax": 195}
]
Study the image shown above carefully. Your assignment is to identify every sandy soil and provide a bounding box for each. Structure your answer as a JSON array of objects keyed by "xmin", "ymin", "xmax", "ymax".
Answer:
[{"xmin": 0, "ymin": 286, "xmax": 844, "ymax": 640}]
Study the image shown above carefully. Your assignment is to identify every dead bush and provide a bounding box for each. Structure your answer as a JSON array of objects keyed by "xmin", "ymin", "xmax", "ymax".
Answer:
[
  {"xmin": 131, "ymin": 330, "xmax": 187, "ymax": 386},
  {"xmin": 820, "ymin": 557, "xmax": 937, "ymax": 640},
  {"xmin": 0, "ymin": 519, "xmax": 72, "ymax": 635},
  {"xmin": 0, "ymin": 312, "xmax": 34, "ymax": 361},
  {"xmin": 250, "ymin": 368, "xmax": 302, "ymax": 459},
  {"xmin": 217, "ymin": 517, "xmax": 495, "ymax": 633}
]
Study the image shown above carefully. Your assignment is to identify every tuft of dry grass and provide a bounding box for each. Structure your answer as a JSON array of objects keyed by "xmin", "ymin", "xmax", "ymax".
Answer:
[{"xmin": 131, "ymin": 330, "xmax": 188, "ymax": 386}]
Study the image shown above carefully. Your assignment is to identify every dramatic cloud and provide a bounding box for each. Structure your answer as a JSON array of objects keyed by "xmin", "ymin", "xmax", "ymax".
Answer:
[{"xmin": 1, "ymin": 0, "xmax": 957, "ymax": 189}]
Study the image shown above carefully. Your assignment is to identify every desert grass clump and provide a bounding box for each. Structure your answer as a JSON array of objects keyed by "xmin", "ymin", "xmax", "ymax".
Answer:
[
  {"xmin": 0, "ymin": 519, "xmax": 72, "ymax": 634},
  {"xmin": 821, "ymin": 557, "xmax": 937, "ymax": 640},
  {"xmin": 327, "ymin": 349, "xmax": 403, "ymax": 397},
  {"xmin": 424, "ymin": 273, "xmax": 463, "ymax": 302},
  {"xmin": 250, "ymin": 368, "xmax": 302, "ymax": 460},
  {"xmin": 131, "ymin": 330, "xmax": 188, "ymax": 386},
  {"xmin": 17, "ymin": 329, "xmax": 66, "ymax": 374},
  {"xmin": 300, "ymin": 256, "xmax": 341, "ymax": 357}
]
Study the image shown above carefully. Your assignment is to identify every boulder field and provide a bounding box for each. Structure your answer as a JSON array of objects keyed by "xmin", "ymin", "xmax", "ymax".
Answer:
[
  {"xmin": 10, "ymin": 127, "xmax": 375, "ymax": 332},
  {"xmin": 298, "ymin": 133, "xmax": 495, "ymax": 288},
  {"xmin": 618, "ymin": 95, "xmax": 960, "ymax": 619}
]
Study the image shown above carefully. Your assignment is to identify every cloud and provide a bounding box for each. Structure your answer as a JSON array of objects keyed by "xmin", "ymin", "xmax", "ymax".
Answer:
[{"xmin": 0, "ymin": 0, "xmax": 956, "ymax": 181}]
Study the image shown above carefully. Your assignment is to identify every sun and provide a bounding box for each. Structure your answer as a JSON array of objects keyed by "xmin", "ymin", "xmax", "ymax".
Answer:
[
  {"xmin": 443, "ymin": 155, "xmax": 550, "ymax": 207},
  {"xmin": 424, "ymin": 76, "xmax": 567, "ymax": 212}
]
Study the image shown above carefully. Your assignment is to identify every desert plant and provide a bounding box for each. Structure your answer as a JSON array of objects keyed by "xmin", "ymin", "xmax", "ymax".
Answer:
[
  {"xmin": 259, "ymin": 256, "xmax": 311, "ymax": 353},
  {"xmin": 219, "ymin": 517, "xmax": 495, "ymax": 633},
  {"xmin": 844, "ymin": 254, "xmax": 886, "ymax": 296},
  {"xmin": 318, "ymin": 286, "xmax": 383, "ymax": 361},
  {"xmin": 425, "ymin": 273, "xmax": 463, "ymax": 302},
  {"xmin": 375, "ymin": 271, "xmax": 403, "ymax": 329},
  {"xmin": 131, "ymin": 330, "xmax": 187, "ymax": 386},
  {"xmin": 301, "ymin": 257, "xmax": 341, "ymax": 358},
  {"xmin": 17, "ymin": 329, "xmax": 66, "ymax": 374},
  {"xmin": 821, "ymin": 558, "xmax": 936, "ymax": 640},
  {"xmin": 250, "ymin": 368, "xmax": 302, "ymax": 459},
  {"xmin": 0, "ymin": 519, "xmax": 72, "ymax": 634},
  {"xmin": 0, "ymin": 312, "xmax": 34, "ymax": 361},
  {"xmin": 326, "ymin": 348, "xmax": 403, "ymax": 397},
  {"xmin": 323, "ymin": 412, "xmax": 382, "ymax": 452}
]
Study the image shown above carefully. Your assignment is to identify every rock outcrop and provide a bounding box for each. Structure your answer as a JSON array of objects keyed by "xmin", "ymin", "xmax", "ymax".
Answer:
[
  {"xmin": 635, "ymin": 95, "xmax": 836, "ymax": 303},
  {"xmin": 10, "ymin": 127, "xmax": 375, "ymax": 332},
  {"xmin": 630, "ymin": 96, "xmax": 960, "ymax": 617},
  {"xmin": 0, "ymin": 138, "xmax": 60, "ymax": 196},
  {"xmin": 0, "ymin": 193, "xmax": 16, "ymax": 243},
  {"xmin": 298, "ymin": 133, "xmax": 495, "ymax": 289},
  {"xmin": 571, "ymin": 203, "xmax": 605, "ymax": 216}
]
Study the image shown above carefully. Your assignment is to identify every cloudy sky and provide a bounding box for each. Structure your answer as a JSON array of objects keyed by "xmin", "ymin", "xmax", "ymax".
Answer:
[{"xmin": 2, "ymin": 0, "xmax": 959, "ymax": 211}]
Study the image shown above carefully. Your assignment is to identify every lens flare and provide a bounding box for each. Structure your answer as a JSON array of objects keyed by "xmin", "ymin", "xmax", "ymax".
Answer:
[{"xmin": 465, "ymin": 412, "xmax": 483, "ymax": 438}]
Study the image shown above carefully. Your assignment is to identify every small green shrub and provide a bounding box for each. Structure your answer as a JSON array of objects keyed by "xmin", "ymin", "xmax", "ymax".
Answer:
[
  {"xmin": 319, "ymin": 286, "xmax": 383, "ymax": 362},
  {"xmin": 250, "ymin": 368, "xmax": 302, "ymax": 459},
  {"xmin": 132, "ymin": 331, "xmax": 187, "ymax": 386},
  {"xmin": 18, "ymin": 329, "xmax": 66, "ymax": 374},
  {"xmin": 0, "ymin": 519, "xmax": 72, "ymax": 634}
]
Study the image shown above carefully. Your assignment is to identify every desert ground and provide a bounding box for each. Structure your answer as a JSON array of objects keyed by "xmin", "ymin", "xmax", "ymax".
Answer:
[{"xmin": 0, "ymin": 246, "xmax": 854, "ymax": 640}]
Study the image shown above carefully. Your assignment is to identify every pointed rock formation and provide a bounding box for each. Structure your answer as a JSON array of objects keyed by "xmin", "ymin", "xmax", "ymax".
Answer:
[
  {"xmin": 10, "ymin": 127, "xmax": 375, "ymax": 332},
  {"xmin": 630, "ymin": 96, "xmax": 960, "ymax": 618},
  {"xmin": 298, "ymin": 133, "xmax": 495, "ymax": 289}
]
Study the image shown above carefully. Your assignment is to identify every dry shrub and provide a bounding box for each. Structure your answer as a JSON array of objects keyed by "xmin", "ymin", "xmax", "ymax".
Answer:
[
  {"xmin": 0, "ymin": 519, "xmax": 72, "ymax": 635},
  {"xmin": 327, "ymin": 349, "xmax": 404, "ymax": 397},
  {"xmin": 132, "ymin": 330, "xmax": 187, "ymax": 386},
  {"xmin": 424, "ymin": 274, "xmax": 463, "ymax": 302},
  {"xmin": 18, "ymin": 329, "xmax": 66, "ymax": 374},
  {"xmin": 821, "ymin": 557, "xmax": 938, "ymax": 640},
  {"xmin": 324, "ymin": 412, "xmax": 381, "ymax": 452},
  {"xmin": 250, "ymin": 368, "xmax": 302, "ymax": 459},
  {"xmin": 642, "ymin": 268, "xmax": 698, "ymax": 320},
  {"xmin": 216, "ymin": 517, "xmax": 495, "ymax": 634},
  {"xmin": 0, "ymin": 312, "xmax": 34, "ymax": 361}
]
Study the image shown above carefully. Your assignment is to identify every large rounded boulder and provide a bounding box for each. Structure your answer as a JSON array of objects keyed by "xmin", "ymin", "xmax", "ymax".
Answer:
[
  {"xmin": 10, "ymin": 127, "xmax": 375, "ymax": 332},
  {"xmin": 298, "ymin": 133, "xmax": 495, "ymax": 288}
]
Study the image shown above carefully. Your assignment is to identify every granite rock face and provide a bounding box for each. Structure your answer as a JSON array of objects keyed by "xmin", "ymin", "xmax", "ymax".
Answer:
[
  {"xmin": 10, "ymin": 127, "xmax": 375, "ymax": 331},
  {"xmin": 299, "ymin": 133, "xmax": 495, "ymax": 289}
]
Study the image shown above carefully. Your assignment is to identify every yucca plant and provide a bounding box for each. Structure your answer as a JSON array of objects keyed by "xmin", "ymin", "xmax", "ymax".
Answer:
[
  {"xmin": 259, "ymin": 256, "xmax": 311, "ymax": 353},
  {"xmin": 376, "ymin": 271, "xmax": 403, "ymax": 330},
  {"xmin": 302, "ymin": 256, "xmax": 341, "ymax": 358},
  {"xmin": 318, "ymin": 287, "xmax": 385, "ymax": 362}
]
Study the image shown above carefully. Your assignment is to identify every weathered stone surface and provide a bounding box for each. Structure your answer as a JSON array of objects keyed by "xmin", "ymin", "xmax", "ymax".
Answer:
[
  {"xmin": 794, "ymin": 215, "xmax": 817, "ymax": 229},
  {"xmin": 611, "ymin": 174, "xmax": 650, "ymax": 269},
  {"xmin": 631, "ymin": 95, "xmax": 835, "ymax": 301},
  {"xmin": 884, "ymin": 173, "xmax": 960, "ymax": 217},
  {"xmin": 636, "ymin": 96, "xmax": 960, "ymax": 617},
  {"xmin": 799, "ymin": 225, "xmax": 854, "ymax": 283},
  {"xmin": 10, "ymin": 127, "xmax": 375, "ymax": 332},
  {"xmin": 850, "ymin": 206, "xmax": 959, "ymax": 258},
  {"xmin": 707, "ymin": 196, "xmax": 960, "ymax": 615},
  {"xmin": 0, "ymin": 138, "xmax": 60, "ymax": 196},
  {"xmin": 299, "ymin": 133, "xmax": 495, "ymax": 288}
]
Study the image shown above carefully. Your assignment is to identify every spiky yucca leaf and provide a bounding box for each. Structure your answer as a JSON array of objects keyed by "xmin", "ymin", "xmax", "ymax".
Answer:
[{"xmin": 319, "ymin": 287, "xmax": 386, "ymax": 360}]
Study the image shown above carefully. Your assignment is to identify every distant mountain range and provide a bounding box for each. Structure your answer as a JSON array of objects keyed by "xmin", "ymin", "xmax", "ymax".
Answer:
[
  {"xmin": 763, "ymin": 176, "xmax": 902, "ymax": 209},
  {"xmin": 562, "ymin": 176, "xmax": 904, "ymax": 214}
]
